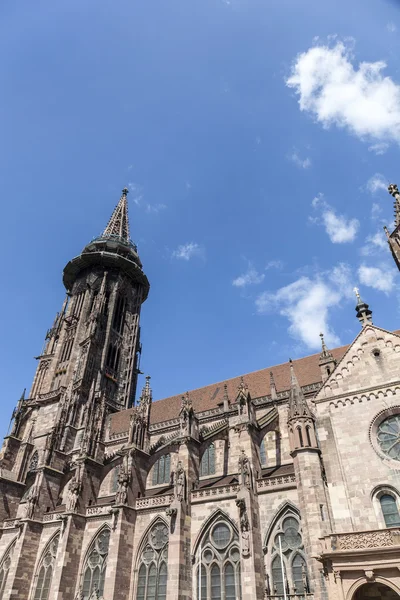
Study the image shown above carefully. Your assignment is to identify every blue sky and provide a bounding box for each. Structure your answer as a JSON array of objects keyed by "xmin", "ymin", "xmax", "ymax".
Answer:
[{"xmin": 1, "ymin": 0, "xmax": 400, "ymax": 436}]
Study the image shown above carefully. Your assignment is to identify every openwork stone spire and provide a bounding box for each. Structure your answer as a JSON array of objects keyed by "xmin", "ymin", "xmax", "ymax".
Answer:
[{"xmin": 102, "ymin": 187, "xmax": 130, "ymax": 240}]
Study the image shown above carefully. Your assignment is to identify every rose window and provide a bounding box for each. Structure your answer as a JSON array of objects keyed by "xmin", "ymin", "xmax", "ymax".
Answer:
[{"xmin": 377, "ymin": 416, "xmax": 400, "ymax": 461}]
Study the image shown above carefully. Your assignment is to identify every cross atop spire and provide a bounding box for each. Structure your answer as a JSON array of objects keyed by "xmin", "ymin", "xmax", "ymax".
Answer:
[
  {"xmin": 102, "ymin": 187, "xmax": 130, "ymax": 241},
  {"xmin": 354, "ymin": 287, "xmax": 373, "ymax": 327}
]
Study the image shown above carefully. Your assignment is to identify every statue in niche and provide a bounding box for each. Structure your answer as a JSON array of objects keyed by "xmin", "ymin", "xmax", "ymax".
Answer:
[{"xmin": 66, "ymin": 463, "xmax": 82, "ymax": 512}]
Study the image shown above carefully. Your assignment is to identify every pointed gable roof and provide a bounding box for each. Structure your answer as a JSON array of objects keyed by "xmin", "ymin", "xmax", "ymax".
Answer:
[{"xmin": 315, "ymin": 324, "xmax": 400, "ymax": 400}]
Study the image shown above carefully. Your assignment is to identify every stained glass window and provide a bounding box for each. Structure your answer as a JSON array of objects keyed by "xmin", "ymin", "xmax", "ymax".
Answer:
[
  {"xmin": 268, "ymin": 512, "xmax": 309, "ymax": 596},
  {"xmin": 152, "ymin": 455, "xmax": 171, "ymax": 486},
  {"xmin": 200, "ymin": 444, "xmax": 215, "ymax": 477},
  {"xmin": 81, "ymin": 528, "xmax": 110, "ymax": 599},
  {"xmin": 33, "ymin": 535, "xmax": 59, "ymax": 600},
  {"xmin": 195, "ymin": 519, "xmax": 241, "ymax": 599},
  {"xmin": 377, "ymin": 416, "xmax": 400, "ymax": 461},
  {"xmin": 380, "ymin": 494, "xmax": 400, "ymax": 527},
  {"xmin": 0, "ymin": 540, "xmax": 16, "ymax": 598},
  {"xmin": 136, "ymin": 521, "xmax": 169, "ymax": 600},
  {"xmin": 260, "ymin": 439, "xmax": 267, "ymax": 467}
]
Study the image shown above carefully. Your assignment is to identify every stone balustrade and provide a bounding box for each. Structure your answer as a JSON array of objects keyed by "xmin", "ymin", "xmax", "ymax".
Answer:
[
  {"xmin": 135, "ymin": 495, "xmax": 173, "ymax": 510},
  {"xmin": 321, "ymin": 528, "xmax": 400, "ymax": 552},
  {"xmin": 191, "ymin": 483, "xmax": 240, "ymax": 503},
  {"xmin": 257, "ymin": 473, "xmax": 296, "ymax": 491}
]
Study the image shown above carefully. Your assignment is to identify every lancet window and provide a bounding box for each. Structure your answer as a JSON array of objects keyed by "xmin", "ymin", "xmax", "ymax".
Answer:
[
  {"xmin": 112, "ymin": 295, "xmax": 126, "ymax": 334},
  {"xmin": 0, "ymin": 540, "xmax": 16, "ymax": 598},
  {"xmin": 32, "ymin": 534, "xmax": 59, "ymax": 600},
  {"xmin": 81, "ymin": 528, "xmax": 110, "ymax": 599},
  {"xmin": 266, "ymin": 510, "xmax": 310, "ymax": 597},
  {"xmin": 136, "ymin": 521, "xmax": 169, "ymax": 600},
  {"xmin": 195, "ymin": 518, "xmax": 241, "ymax": 600},
  {"xmin": 200, "ymin": 443, "xmax": 215, "ymax": 477},
  {"xmin": 152, "ymin": 455, "xmax": 170, "ymax": 486},
  {"xmin": 260, "ymin": 439, "xmax": 267, "ymax": 467},
  {"xmin": 380, "ymin": 494, "xmax": 400, "ymax": 527}
]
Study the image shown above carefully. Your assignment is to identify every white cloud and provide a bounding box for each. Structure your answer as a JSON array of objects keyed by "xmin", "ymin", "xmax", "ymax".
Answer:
[
  {"xmin": 387, "ymin": 22, "xmax": 397, "ymax": 33},
  {"xmin": 289, "ymin": 150, "xmax": 312, "ymax": 169},
  {"xmin": 361, "ymin": 231, "xmax": 388, "ymax": 256},
  {"xmin": 255, "ymin": 264, "xmax": 352, "ymax": 349},
  {"xmin": 265, "ymin": 259, "xmax": 284, "ymax": 270},
  {"xmin": 145, "ymin": 203, "xmax": 167, "ymax": 214},
  {"xmin": 358, "ymin": 264, "xmax": 396, "ymax": 294},
  {"xmin": 366, "ymin": 173, "xmax": 387, "ymax": 194},
  {"xmin": 232, "ymin": 265, "xmax": 264, "ymax": 288},
  {"xmin": 311, "ymin": 194, "xmax": 359, "ymax": 243},
  {"xmin": 128, "ymin": 182, "xmax": 144, "ymax": 205},
  {"xmin": 368, "ymin": 143, "xmax": 389, "ymax": 155},
  {"xmin": 371, "ymin": 203, "xmax": 382, "ymax": 220},
  {"xmin": 172, "ymin": 242, "xmax": 202, "ymax": 261},
  {"xmin": 286, "ymin": 41, "xmax": 400, "ymax": 145}
]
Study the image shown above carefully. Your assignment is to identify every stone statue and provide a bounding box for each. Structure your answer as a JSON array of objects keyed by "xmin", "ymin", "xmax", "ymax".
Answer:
[
  {"xmin": 238, "ymin": 450, "xmax": 251, "ymax": 490},
  {"xmin": 236, "ymin": 497, "xmax": 250, "ymax": 557},
  {"xmin": 173, "ymin": 461, "xmax": 186, "ymax": 502},
  {"xmin": 66, "ymin": 475, "xmax": 81, "ymax": 512},
  {"xmin": 115, "ymin": 470, "xmax": 129, "ymax": 505},
  {"xmin": 23, "ymin": 484, "xmax": 38, "ymax": 519}
]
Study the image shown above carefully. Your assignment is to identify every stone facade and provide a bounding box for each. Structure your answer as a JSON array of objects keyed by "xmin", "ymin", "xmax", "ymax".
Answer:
[{"xmin": 1, "ymin": 188, "xmax": 400, "ymax": 600}]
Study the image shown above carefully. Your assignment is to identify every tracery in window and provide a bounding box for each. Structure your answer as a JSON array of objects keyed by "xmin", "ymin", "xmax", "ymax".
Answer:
[
  {"xmin": 380, "ymin": 494, "xmax": 400, "ymax": 527},
  {"xmin": 81, "ymin": 528, "xmax": 110, "ymax": 599},
  {"xmin": 136, "ymin": 521, "xmax": 168, "ymax": 600},
  {"xmin": 377, "ymin": 415, "xmax": 400, "ymax": 461},
  {"xmin": 195, "ymin": 518, "xmax": 241, "ymax": 600},
  {"xmin": 0, "ymin": 540, "xmax": 16, "ymax": 598},
  {"xmin": 265, "ymin": 510, "xmax": 310, "ymax": 597},
  {"xmin": 33, "ymin": 534, "xmax": 59, "ymax": 600},
  {"xmin": 152, "ymin": 455, "xmax": 170, "ymax": 486},
  {"xmin": 200, "ymin": 444, "xmax": 215, "ymax": 477}
]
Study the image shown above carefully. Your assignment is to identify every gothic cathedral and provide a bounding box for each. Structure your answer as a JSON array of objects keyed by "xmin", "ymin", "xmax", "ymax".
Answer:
[{"xmin": 2, "ymin": 186, "xmax": 400, "ymax": 600}]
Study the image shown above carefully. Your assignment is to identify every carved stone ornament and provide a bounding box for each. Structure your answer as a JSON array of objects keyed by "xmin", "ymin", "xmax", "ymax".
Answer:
[
  {"xmin": 166, "ymin": 507, "xmax": 177, "ymax": 518},
  {"xmin": 238, "ymin": 450, "xmax": 252, "ymax": 491},
  {"xmin": 115, "ymin": 470, "xmax": 129, "ymax": 505},
  {"xmin": 172, "ymin": 461, "xmax": 186, "ymax": 503},
  {"xmin": 364, "ymin": 570, "xmax": 375, "ymax": 582},
  {"xmin": 236, "ymin": 497, "xmax": 250, "ymax": 557},
  {"xmin": 337, "ymin": 530, "xmax": 394, "ymax": 550}
]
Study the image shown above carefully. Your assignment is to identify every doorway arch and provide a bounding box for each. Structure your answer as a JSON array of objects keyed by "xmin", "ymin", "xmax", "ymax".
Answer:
[{"xmin": 353, "ymin": 582, "xmax": 400, "ymax": 599}]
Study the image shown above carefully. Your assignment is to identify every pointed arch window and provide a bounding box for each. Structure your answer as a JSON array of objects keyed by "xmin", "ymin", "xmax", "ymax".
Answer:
[
  {"xmin": 265, "ymin": 511, "xmax": 310, "ymax": 597},
  {"xmin": 81, "ymin": 528, "xmax": 110, "ymax": 599},
  {"xmin": 28, "ymin": 451, "xmax": 39, "ymax": 473},
  {"xmin": 200, "ymin": 444, "xmax": 215, "ymax": 477},
  {"xmin": 0, "ymin": 540, "xmax": 16, "ymax": 598},
  {"xmin": 260, "ymin": 439, "xmax": 267, "ymax": 467},
  {"xmin": 380, "ymin": 494, "xmax": 400, "ymax": 527},
  {"xmin": 152, "ymin": 455, "xmax": 170, "ymax": 486},
  {"xmin": 195, "ymin": 519, "xmax": 241, "ymax": 599},
  {"xmin": 33, "ymin": 535, "xmax": 59, "ymax": 600},
  {"xmin": 136, "ymin": 521, "xmax": 169, "ymax": 600}
]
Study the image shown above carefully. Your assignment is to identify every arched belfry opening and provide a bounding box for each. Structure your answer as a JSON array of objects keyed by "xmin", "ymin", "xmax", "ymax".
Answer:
[{"xmin": 353, "ymin": 582, "xmax": 400, "ymax": 599}]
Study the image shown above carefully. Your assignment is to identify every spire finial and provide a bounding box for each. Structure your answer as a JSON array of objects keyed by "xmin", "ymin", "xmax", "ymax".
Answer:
[
  {"xmin": 269, "ymin": 371, "xmax": 277, "ymax": 400},
  {"xmin": 319, "ymin": 332, "xmax": 327, "ymax": 353},
  {"xmin": 354, "ymin": 287, "xmax": 373, "ymax": 327},
  {"xmin": 102, "ymin": 187, "xmax": 130, "ymax": 241}
]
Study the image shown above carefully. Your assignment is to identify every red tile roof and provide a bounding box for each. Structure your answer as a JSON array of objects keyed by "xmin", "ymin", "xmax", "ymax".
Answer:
[{"xmin": 110, "ymin": 342, "xmax": 349, "ymax": 436}]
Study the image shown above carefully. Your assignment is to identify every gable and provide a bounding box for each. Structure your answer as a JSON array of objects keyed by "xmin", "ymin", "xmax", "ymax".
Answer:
[{"xmin": 315, "ymin": 325, "xmax": 400, "ymax": 400}]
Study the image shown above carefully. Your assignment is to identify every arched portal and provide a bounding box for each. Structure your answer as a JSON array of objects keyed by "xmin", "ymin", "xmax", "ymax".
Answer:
[{"xmin": 353, "ymin": 582, "xmax": 400, "ymax": 599}]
